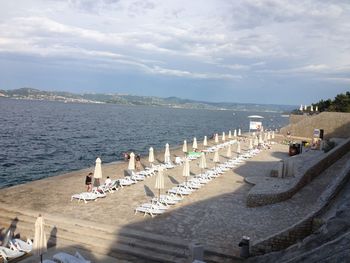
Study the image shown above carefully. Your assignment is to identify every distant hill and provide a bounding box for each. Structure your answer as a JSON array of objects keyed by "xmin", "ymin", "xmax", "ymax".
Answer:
[{"xmin": 0, "ymin": 87, "xmax": 295, "ymax": 112}]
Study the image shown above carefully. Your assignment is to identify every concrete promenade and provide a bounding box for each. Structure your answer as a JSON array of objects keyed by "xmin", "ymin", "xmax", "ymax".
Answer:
[{"xmin": 0, "ymin": 136, "xmax": 340, "ymax": 262}]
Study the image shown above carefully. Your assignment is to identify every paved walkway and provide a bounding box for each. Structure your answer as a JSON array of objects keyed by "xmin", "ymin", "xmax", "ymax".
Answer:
[{"xmin": 0, "ymin": 137, "xmax": 342, "ymax": 257}]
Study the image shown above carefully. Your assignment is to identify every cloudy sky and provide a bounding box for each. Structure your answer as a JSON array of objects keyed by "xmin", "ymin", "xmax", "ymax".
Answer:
[{"xmin": 0, "ymin": 0, "xmax": 349, "ymax": 105}]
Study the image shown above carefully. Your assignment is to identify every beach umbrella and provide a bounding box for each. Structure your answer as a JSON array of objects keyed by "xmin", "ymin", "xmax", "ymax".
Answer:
[
  {"xmin": 234, "ymin": 129, "xmax": 237, "ymax": 137},
  {"xmin": 213, "ymin": 149, "xmax": 220, "ymax": 163},
  {"xmin": 214, "ymin": 133, "xmax": 219, "ymax": 143},
  {"xmin": 128, "ymin": 152, "xmax": 135, "ymax": 170},
  {"xmin": 93, "ymin": 157, "xmax": 102, "ymax": 186},
  {"xmin": 238, "ymin": 129, "xmax": 241, "ymax": 136},
  {"xmin": 33, "ymin": 215, "xmax": 47, "ymax": 263},
  {"xmin": 249, "ymin": 138, "xmax": 253, "ymax": 150},
  {"xmin": 199, "ymin": 152, "xmax": 207, "ymax": 173},
  {"xmin": 182, "ymin": 140, "xmax": 188, "ymax": 154},
  {"xmin": 315, "ymin": 106, "xmax": 318, "ymax": 112},
  {"xmin": 299, "ymin": 104, "xmax": 303, "ymax": 111},
  {"xmin": 228, "ymin": 130, "xmax": 232, "ymax": 139},
  {"xmin": 226, "ymin": 144, "xmax": 232, "ymax": 158},
  {"xmin": 148, "ymin": 147, "xmax": 154, "ymax": 166},
  {"xmin": 222, "ymin": 132, "xmax": 226, "ymax": 142},
  {"xmin": 236, "ymin": 142, "xmax": 241, "ymax": 154},
  {"xmin": 193, "ymin": 137, "xmax": 198, "ymax": 150},
  {"xmin": 2, "ymin": 229, "xmax": 13, "ymax": 247},
  {"xmin": 310, "ymin": 105, "xmax": 314, "ymax": 112},
  {"xmin": 304, "ymin": 105, "xmax": 307, "ymax": 111},
  {"xmin": 254, "ymin": 137, "xmax": 259, "ymax": 147},
  {"xmin": 182, "ymin": 158, "xmax": 190, "ymax": 184},
  {"xmin": 272, "ymin": 131, "xmax": 275, "ymax": 139},
  {"xmin": 203, "ymin": 136, "xmax": 208, "ymax": 147},
  {"xmin": 164, "ymin": 143, "xmax": 171, "ymax": 164},
  {"xmin": 154, "ymin": 167, "xmax": 164, "ymax": 200},
  {"xmin": 264, "ymin": 132, "xmax": 268, "ymax": 142}
]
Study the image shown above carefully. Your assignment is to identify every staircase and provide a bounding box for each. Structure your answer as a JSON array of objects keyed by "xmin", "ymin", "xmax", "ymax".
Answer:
[{"xmin": 0, "ymin": 206, "xmax": 242, "ymax": 262}]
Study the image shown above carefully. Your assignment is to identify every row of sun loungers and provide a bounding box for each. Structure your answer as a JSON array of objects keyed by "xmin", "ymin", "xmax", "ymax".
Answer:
[
  {"xmin": 71, "ymin": 147, "xmax": 209, "ymax": 204},
  {"xmin": 71, "ymin": 139, "xmax": 240, "ymax": 204},
  {"xmin": 0, "ymin": 231, "xmax": 89, "ymax": 263},
  {"xmin": 0, "ymin": 246, "xmax": 25, "ymax": 262},
  {"xmin": 70, "ymin": 161, "xmax": 182, "ymax": 204},
  {"xmin": 135, "ymin": 147, "xmax": 262, "ymax": 217}
]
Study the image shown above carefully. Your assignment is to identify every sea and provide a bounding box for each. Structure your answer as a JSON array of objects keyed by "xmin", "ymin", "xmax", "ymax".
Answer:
[{"xmin": 0, "ymin": 98, "xmax": 289, "ymax": 189}]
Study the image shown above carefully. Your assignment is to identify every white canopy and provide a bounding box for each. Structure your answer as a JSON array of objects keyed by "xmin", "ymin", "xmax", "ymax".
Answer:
[
  {"xmin": 128, "ymin": 152, "xmax": 135, "ymax": 170},
  {"xmin": 182, "ymin": 140, "xmax": 188, "ymax": 153},
  {"xmin": 192, "ymin": 137, "xmax": 198, "ymax": 150},
  {"xmin": 213, "ymin": 149, "xmax": 220, "ymax": 163},
  {"xmin": 148, "ymin": 147, "xmax": 154, "ymax": 164},
  {"xmin": 199, "ymin": 152, "xmax": 207, "ymax": 169},
  {"xmin": 94, "ymin": 157, "xmax": 102, "ymax": 178},
  {"xmin": 203, "ymin": 136, "xmax": 208, "ymax": 147},
  {"xmin": 248, "ymin": 115, "xmax": 264, "ymax": 119}
]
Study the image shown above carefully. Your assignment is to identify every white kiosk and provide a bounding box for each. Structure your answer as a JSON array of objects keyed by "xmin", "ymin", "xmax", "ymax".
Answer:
[{"xmin": 248, "ymin": 115, "xmax": 264, "ymax": 133}]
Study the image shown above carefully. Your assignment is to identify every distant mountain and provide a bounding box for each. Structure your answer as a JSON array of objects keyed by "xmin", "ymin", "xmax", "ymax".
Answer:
[{"xmin": 0, "ymin": 87, "xmax": 295, "ymax": 112}]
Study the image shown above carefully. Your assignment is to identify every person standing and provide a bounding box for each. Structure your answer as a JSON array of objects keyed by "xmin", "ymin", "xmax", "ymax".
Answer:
[
  {"xmin": 135, "ymin": 154, "xmax": 142, "ymax": 171},
  {"xmin": 85, "ymin": 172, "xmax": 92, "ymax": 192},
  {"xmin": 104, "ymin": 176, "xmax": 112, "ymax": 186}
]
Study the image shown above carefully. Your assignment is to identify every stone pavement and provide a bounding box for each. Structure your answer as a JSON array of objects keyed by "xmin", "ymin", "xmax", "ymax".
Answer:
[{"xmin": 0, "ymin": 136, "xmax": 341, "ymax": 260}]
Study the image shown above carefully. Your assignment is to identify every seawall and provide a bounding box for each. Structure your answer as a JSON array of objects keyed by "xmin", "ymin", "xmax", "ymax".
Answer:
[{"xmin": 280, "ymin": 112, "xmax": 350, "ymax": 139}]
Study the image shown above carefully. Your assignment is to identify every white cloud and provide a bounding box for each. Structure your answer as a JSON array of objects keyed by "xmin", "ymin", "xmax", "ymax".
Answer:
[
  {"xmin": 0, "ymin": 0, "xmax": 350, "ymax": 103},
  {"xmin": 148, "ymin": 66, "xmax": 242, "ymax": 80},
  {"xmin": 323, "ymin": 77, "xmax": 350, "ymax": 84}
]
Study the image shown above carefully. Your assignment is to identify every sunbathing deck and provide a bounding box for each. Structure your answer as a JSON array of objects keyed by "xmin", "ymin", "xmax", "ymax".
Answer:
[{"xmin": 0, "ymin": 135, "xmax": 335, "ymax": 261}]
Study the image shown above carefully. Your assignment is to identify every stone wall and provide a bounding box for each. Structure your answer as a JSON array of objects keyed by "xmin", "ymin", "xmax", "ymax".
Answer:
[
  {"xmin": 251, "ymin": 154, "xmax": 350, "ymax": 255},
  {"xmin": 289, "ymin": 114, "xmax": 308, "ymax": 125},
  {"xmin": 247, "ymin": 138, "xmax": 350, "ymax": 207},
  {"xmin": 280, "ymin": 112, "xmax": 350, "ymax": 139}
]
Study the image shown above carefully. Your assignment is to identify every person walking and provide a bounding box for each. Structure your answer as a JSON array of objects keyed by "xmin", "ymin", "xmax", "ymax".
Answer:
[
  {"xmin": 135, "ymin": 154, "xmax": 142, "ymax": 171},
  {"xmin": 85, "ymin": 172, "xmax": 93, "ymax": 192}
]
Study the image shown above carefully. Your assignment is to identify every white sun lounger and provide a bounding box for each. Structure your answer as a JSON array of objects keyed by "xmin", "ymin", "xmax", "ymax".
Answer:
[
  {"xmin": 179, "ymin": 182, "xmax": 201, "ymax": 190},
  {"xmin": 10, "ymin": 238, "xmax": 32, "ymax": 253},
  {"xmin": 152, "ymin": 196, "xmax": 178, "ymax": 206},
  {"xmin": 130, "ymin": 172, "xmax": 146, "ymax": 181},
  {"xmin": 167, "ymin": 187, "xmax": 192, "ymax": 197},
  {"xmin": 71, "ymin": 192, "xmax": 105, "ymax": 203},
  {"xmin": 135, "ymin": 204, "xmax": 165, "ymax": 217},
  {"xmin": 159, "ymin": 194, "xmax": 183, "ymax": 202},
  {"xmin": 53, "ymin": 251, "xmax": 90, "ymax": 263},
  {"xmin": 96, "ymin": 180, "xmax": 119, "ymax": 193},
  {"xmin": 119, "ymin": 177, "xmax": 136, "ymax": 188},
  {"xmin": 164, "ymin": 163, "xmax": 175, "ymax": 169},
  {"xmin": 191, "ymin": 176, "xmax": 211, "ymax": 184},
  {"xmin": 138, "ymin": 201, "xmax": 169, "ymax": 210},
  {"xmin": 0, "ymin": 246, "xmax": 25, "ymax": 262},
  {"xmin": 138, "ymin": 169, "xmax": 155, "ymax": 177}
]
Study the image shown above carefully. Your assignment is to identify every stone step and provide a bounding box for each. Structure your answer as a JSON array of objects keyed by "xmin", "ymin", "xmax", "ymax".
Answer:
[
  {"xmin": 0, "ymin": 207, "xmax": 238, "ymax": 262},
  {"xmin": 54, "ymin": 227, "xmax": 188, "ymax": 259},
  {"xmin": 0, "ymin": 208, "xmax": 189, "ymax": 262}
]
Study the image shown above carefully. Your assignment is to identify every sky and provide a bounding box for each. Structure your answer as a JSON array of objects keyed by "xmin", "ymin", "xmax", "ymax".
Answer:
[{"xmin": 0, "ymin": 0, "xmax": 349, "ymax": 105}]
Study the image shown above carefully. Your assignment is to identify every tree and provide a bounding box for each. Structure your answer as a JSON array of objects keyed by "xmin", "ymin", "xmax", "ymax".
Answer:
[{"xmin": 314, "ymin": 91, "xmax": 350, "ymax": 113}]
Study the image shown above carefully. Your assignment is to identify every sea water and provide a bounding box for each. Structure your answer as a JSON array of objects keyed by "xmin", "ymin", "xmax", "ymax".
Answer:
[{"xmin": 0, "ymin": 98, "xmax": 288, "ymax": 188}]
